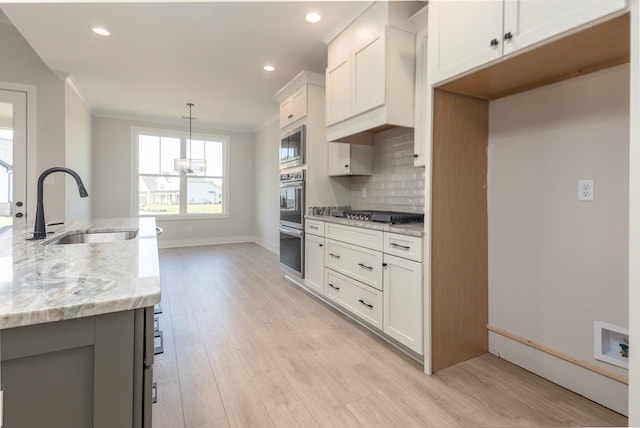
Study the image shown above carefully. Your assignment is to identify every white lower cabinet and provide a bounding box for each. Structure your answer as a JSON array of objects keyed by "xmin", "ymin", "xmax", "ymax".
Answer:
[
  {"xmin": 383, "ymin": 254, "xmax": 424, "ymax": 354},
  {"xmin": 325, "ymin": 268, "xmax": 383, "ymax": 330},
  {"xmin": 324, "ymin": 238, "xmax": 383, "ymax": 291},
  {"xmin": 302, "ymin": 219, "xmax": 424, "ymax": 356},
  {"xmin": 305, "ymin": 234, "xmax": 325, "ymax": 294}
]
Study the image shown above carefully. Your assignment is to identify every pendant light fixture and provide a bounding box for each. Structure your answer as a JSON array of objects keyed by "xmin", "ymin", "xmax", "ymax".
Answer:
[{"xmin": 174, "ymin": 103, "xmax": 207, "ymax": 174}]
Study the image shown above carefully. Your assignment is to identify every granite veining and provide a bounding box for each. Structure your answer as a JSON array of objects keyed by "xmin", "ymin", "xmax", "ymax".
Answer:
[
  {"xmin": 0, "ymin": 218, "xmax": 161, "ymax": 329},
  {"xmin": 305, "ymin": 214, "xmax": 425, "ymax": 237}
]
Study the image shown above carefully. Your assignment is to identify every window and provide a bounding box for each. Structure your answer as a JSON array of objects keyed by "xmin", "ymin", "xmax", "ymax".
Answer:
[{"xmin": 135, "ymin": 127, "xmax": 228, "ymax": 218}]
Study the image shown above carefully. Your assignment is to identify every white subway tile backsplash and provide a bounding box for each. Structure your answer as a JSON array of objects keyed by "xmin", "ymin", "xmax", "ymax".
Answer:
[{"xmin": 350, "ymin": 128, "xmax": 425, "ymax": 213}]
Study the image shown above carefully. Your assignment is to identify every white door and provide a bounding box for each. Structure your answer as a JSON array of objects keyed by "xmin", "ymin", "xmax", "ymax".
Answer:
[
  {"xmin": 503, "ymin": 0, "xmax": 627, "ymax": 56},
  {"xmin": 304, "ymin": 234, "xmax": 325, "ymax": 294},
  {"xmin": 0, "ymin": 89, "xmax": 27, "ymax": 229}
]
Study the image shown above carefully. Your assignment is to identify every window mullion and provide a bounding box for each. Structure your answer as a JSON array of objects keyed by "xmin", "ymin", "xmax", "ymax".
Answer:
[{"xmin": 180, "ymin": 136, "xmax": 187, "ymax": 214}]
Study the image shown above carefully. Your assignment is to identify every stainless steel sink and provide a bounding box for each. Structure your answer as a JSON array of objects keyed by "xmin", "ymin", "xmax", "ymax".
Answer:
[{"xmin": 47, "ymin": 230, "xmax": 138, "ymax": 245}]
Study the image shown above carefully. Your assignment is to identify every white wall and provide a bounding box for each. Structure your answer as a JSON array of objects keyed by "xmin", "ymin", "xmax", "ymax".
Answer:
[
  {"xmin": 64, "ymin": 80, "xmax": 92, "ymax": 221},
  {"xmin": 0, "ymin": 21, "xmax": 66, "ymax": 222},
  {"xmin": 253, "ymin": 117, "xmax": 280, "ymax": 253},
  {"xmin": 92, "ymin": 115, "xmax": 255, "ymax": 247},
  {"xmin": 488, "ymin": 65, "xmax": 629, "ymax": 415},
  {"xmin": 629, "ymin": 0, "xmax": 640, "ymax": 422}
]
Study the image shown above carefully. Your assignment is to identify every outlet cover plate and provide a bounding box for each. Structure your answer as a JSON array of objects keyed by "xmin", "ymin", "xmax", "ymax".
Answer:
[{"xmin": 578, "ymin": 179, "xmax": 595, "ymax": 201}]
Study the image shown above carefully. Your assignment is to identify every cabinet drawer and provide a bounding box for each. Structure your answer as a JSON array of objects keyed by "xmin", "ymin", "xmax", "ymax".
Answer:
[
  {"xmin": 325, "ymin": 239, "xmax": 383, "ymax": 291},
  {"xmin": 325, "ymin": 222, "xmax": 383, "ymax": 251},
  {"xmin": 305, "ymin": 219, "xmax": 325, "ymax": 237},
  {"xmin": 383, "ymin": 232, "xmax": 423, "ymax": 262},
  {"xmin": 325, "ymin": 269, "xmax": 382, "ymax": 330}
]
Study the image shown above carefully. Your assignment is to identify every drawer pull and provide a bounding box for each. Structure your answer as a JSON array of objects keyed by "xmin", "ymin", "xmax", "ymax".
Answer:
[
  {"xmin": 390, "ymin": 243, "xmax": 411, "ymax": 250},
  {"xmin": 309, "ymin": 225, "xmax": 318, "ymax": 230},
  {"xmin": 328, "ymin": 283, "xmax": 340, "ymax": 291},
  {"xmin": 329, "ymin": 253, "xmax": 341, "ymax": 259},
  {"xmin": 382, "ymin": 263, "xmax": 388, "ymax": 267},
  {"xmin": 319, "ymin": 244, "xmax": 324, "ymax": 247},
  {"xmin": 358, "ymin": 263, "xmax": 373, "ymax": 271},
  {"xmin": 358, "ymin": 299, "xmax": 374, "ymax": 309}
]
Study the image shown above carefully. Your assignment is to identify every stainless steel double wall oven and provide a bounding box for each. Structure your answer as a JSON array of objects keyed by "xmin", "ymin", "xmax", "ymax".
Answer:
[{"xmin": 279, "ymin": 123, "xmax": 305, "ymax": 278}]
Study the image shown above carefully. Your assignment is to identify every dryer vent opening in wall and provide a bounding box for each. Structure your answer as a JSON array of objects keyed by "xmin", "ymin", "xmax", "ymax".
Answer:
[{"xmin": 594, "ymin": 321, "xmax": 629, "ymax": 369}]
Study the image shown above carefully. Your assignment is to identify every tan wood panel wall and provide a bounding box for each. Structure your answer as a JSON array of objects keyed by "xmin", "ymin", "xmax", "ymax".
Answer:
[{"xmin": 431, "ymin": 89, "xmax": 489, "ymax": 373}]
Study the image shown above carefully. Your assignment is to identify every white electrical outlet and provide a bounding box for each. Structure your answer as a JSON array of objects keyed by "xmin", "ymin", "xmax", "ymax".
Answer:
[
  {"xmin": 362, "ymin": 187, "xmax": 367, "ymax": 198},
  {"xmin": 578, "ymin": 179, "xmax": 595, "ymax": 201}
]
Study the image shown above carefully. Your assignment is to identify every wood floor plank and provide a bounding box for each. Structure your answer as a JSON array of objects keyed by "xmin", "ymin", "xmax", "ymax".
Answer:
[{"xmin": 153, "ymin": 245, "xmax": 627, "ymax": 428}]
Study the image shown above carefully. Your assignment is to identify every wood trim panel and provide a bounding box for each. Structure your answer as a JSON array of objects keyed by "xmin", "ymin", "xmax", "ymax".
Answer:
[
  {"xmin": 431, "ymin": 89, "xmax": 489, "ymax": 373},
  {"xmin": 439, "ymin": 14, "xmax": 630, "ymax": 100},
  {"xmin": 488, "ymin": 325, "xmax": 628, "ymax": 385}
]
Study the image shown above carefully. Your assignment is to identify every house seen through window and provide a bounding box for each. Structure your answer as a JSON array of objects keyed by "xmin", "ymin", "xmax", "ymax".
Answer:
[{"xmin": 136, "ymin": 128, "xmax": 227, "ymax": 217}]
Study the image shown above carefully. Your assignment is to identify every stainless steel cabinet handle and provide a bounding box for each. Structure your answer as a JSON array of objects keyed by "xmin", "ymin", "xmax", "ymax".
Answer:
[
  {"xmin": 328, "ymin": 283, "xmax": 340, "ymax": 291},
  {"xmin": 309, "ymin": 225, "xmax": 318, "ymax": 229},
  {"xmin": 329, "ymin": 253, "xmax": 340, "ymax": 259},
  {"xmin": 358, "ymin": 263, "xmax": 373, "ymax": 271},
  {"xmin": 390, "ymin": 243, "xmax": 411, "ymax": 250},
  {"xmin": 358, "ymin": 299, "xmax": 373, "ymax": 309}
]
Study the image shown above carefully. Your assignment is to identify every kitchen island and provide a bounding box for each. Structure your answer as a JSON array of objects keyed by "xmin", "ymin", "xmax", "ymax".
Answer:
[{"xmin": 0, "ymin": 218, "xmax": 161, "ymax": 428}]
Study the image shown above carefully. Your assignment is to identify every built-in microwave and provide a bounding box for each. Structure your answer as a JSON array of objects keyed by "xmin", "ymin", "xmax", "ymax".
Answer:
[{"xmin": 280, "ymin": 125, "xmax": 305, "ymax": 169}]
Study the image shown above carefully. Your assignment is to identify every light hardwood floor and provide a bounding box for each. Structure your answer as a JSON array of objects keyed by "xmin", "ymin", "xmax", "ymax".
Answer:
[{"xmin": 153, "ymin": 243, "xmax": 627, "ymax": 428}]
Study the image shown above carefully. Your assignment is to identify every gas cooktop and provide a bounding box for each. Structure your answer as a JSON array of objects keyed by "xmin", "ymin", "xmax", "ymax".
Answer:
[{"xmin": 330, "ymin": 210, "xmax": 424, "ymax": 224}]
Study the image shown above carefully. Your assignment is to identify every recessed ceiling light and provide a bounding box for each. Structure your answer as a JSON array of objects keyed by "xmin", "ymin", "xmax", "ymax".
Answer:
[
  {"xmin": 92, "ymin": 27, "xmax": 110, "ymax": 37},
  {"xmin": 263, "ymin": 64, "xmax": 275, "ymax": 72},
  {"xmin": 306, "ymin": 12, "xmax": 321, "ymax": 24}
]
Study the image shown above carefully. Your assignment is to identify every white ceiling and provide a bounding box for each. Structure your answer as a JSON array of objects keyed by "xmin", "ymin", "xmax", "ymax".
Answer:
[{"xmin": 1, "ymin": 2, "xmax": 372, "ymax": 132}]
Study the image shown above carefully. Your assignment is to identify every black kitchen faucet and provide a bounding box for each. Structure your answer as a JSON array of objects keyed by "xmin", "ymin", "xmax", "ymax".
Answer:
[{"xmin": 29, "ymin": 167, "xmax": 89, "ymax": 240}]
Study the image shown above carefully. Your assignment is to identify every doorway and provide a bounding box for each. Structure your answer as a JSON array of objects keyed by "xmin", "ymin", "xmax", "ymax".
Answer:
[{"xmin": 0, "ymin": 89, "xmax": 27, "ymax": 231}]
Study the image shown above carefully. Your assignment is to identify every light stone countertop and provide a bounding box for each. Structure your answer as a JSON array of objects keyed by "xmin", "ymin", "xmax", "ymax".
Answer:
[
  {"xmin": 0, "ymin": 217, "xmax": 161, "ymax": 329},
  {"xmin": 305, "ymin": 215, "xmax": 425, "ymax": 237}
]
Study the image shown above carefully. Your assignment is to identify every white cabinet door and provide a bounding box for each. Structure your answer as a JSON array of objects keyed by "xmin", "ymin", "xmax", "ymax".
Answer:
[
  {"xmin": 428, "ymin": 0, "xmax": 503, "ymax": 84},
  {"xmin": 279, "ymin": 98, "xmax": 293, "ymax": 128},
  {"xmin": 413, "ymin": 31, "xmax": 428, "ymax": 167},
  {"xmin": 502, "ymin": 0, "xmax": 626, "ymax": 56},
  {"xmin": 352, "ymin": 32, "xmax": 386, "ymax": 116},
  {"xmin": 328, "ymin": 141, "xmax": 351, "ymax": 176},
  {"xmin": 326, "ymin": 58, "xmax": 351, "ymax": 125},
  {"xmin": 383, "ymin": 254, "xmax": 423, "ymax": 353},
  {"xmin": 305, "ymin": 234, "xmax": 325, "ymax": 294},
  {"xmin": 279, "ymin": 87, "xmax": 308, "ymax": 129},
  {"xmin": 291, "ymin": 87, "xmax": 307, "ymax": 122}
]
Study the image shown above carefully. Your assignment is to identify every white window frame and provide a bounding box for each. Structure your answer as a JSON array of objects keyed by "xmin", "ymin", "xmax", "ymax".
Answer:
[{"xmin": 131, "ymin": 126, "xmax": 229, "ymax": 220}]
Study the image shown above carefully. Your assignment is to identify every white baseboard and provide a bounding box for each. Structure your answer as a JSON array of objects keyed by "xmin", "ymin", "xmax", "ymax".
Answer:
[
  {"xmin": 489, "ymin": 331, "xmax": 628, "ymax": 416},
  {"xmin": 158, "ymin": 235, "xmax": 255, "ymax": 249},
  {"xmin": 254, "ymin": 237, "xmax": 279, "ymax": 254}
]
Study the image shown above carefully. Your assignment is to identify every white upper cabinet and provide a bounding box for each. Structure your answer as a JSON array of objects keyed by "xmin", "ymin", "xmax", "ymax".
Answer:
[
  {"xmin": 410, "ymin": 5, "xmax": 429, "ymax": 168},
  {"xmin": 279, "ymin": 87, "xmax": 307, "ymax": 129},
  {"xmin": 326, "ymin": 1, "xmax": 420, "ymax": 141},
  {"xmin": 502, "ymin": 0, "xmax": 627, "ymax": 56},
  {"xmin": 428, "ymin": 0, "xmax": 627, "ymax": 85},
  {"xmin": 328, "ymin": 142, "xmax": 373, "ymax": 176},
  {"xmin": 352, "ymin": 33, "xmax": 386, "ymax": 116},
  {"xmin": 428, "ymin": 1, "xmax": 503, "ymax": 85}
]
